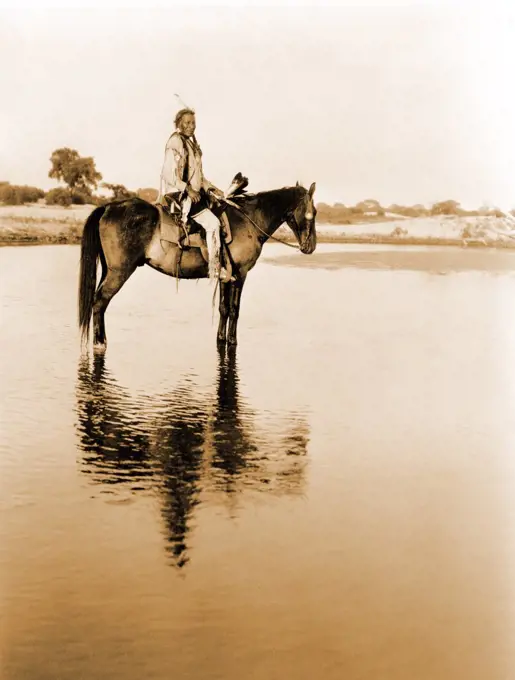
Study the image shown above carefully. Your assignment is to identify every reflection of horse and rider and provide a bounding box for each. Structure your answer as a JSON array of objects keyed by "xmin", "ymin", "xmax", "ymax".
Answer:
[{"xmin": 75, "ymin": 348, "xmax": 310, "ymax": 568}]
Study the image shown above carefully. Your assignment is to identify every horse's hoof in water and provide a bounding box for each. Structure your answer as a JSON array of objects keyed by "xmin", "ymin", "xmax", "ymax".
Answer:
[{"xmin": 93, "ymin": 342, "xmax": 107, "ymax": 354}]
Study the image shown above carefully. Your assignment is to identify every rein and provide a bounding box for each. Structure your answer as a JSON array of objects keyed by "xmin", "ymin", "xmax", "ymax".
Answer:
[{"xmin": 222, "ymin": 197, "xmax": 300, "ymax": 250}]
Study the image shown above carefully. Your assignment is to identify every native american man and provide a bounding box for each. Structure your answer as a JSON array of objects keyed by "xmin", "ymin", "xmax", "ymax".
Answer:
[{"xmin": 159, "ymin": 107, "xmax": 231, "ymax": 282}]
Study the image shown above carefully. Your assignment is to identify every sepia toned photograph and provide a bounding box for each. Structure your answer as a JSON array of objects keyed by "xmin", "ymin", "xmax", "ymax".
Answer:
[{"xmin": 1, "ymin": 1, "xmax": 515, "ymax": 678}]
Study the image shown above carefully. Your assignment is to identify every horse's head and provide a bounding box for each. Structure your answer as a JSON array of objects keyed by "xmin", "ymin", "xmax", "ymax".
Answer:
[{"xmin": 285, "ymin": 182, "xmax": 317, "ymax": 254}]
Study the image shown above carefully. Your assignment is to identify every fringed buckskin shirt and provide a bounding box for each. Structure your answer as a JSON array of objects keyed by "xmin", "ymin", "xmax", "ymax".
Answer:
[{"xmin": 161, "ymin": 131, "xmax": 213, "ymax": 195}]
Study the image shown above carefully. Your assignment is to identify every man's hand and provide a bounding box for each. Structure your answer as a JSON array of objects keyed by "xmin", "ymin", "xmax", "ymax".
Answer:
[
  {"xmin": 208, "ymin": 186, "xmax": 224, "ymax": 199},
  {"xmin": 187, "ymin": 187, "xmax": 201, "ymax": 203}
]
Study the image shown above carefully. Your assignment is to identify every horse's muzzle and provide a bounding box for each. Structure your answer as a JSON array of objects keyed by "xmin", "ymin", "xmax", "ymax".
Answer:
[{"xmin": 300, "ymin": 233, "xmax": 316, "ymax": 254}]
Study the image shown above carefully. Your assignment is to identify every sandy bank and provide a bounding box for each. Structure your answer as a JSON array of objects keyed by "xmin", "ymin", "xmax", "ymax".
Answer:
[{"xmin": 1, "ymin": 203, "xmax": 515, "ymax": 248}]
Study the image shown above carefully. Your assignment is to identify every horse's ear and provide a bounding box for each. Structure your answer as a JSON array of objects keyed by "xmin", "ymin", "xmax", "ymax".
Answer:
[
  {"xmin": 308, "ymin": 182, "xmax": 316, "ymax": 197},
  {"xmin": 296, "ymin": 181, "xmax": 300, "ymax": 187}
]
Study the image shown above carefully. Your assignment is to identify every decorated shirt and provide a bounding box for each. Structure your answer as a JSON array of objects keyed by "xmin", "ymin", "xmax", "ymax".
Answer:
[{"xmin": 161, "ymin": 131, "xmax": 212, "ymax": 195}]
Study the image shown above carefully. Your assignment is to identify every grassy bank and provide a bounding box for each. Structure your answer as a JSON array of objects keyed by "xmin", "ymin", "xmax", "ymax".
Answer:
[
  {"xmin": 0, "ymin": 216, "xmax": 83, "ymax": 245},
  {"xmin": 0, "ymin": 204, "xmax": 90, "ymax": 245},
  {"xmin": 1, "ymin": 203, "xmax": 515, "ymax": 249}
]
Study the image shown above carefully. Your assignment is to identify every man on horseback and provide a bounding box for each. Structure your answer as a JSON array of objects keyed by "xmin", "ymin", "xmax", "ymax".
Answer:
[{"xmin": 158, "ymin": 104, "xmax": 232, "ymax": 282}]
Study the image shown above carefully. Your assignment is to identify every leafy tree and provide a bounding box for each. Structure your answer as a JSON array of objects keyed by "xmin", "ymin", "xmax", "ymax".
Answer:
[
  {"xmin": 430, "ymin": 200, "xmax": 460, "ymax": 215},
  {"xmin": 102, "ymin": 182, "xmax": 137, "ymax": 201},
  {"xmin": 137, "ymin": 187, "xmax": 158, "ymax": 202},
  {"xmin": 48, "ymin": 148, "xmax": 102, "ymax": 194},
  {"xmin": 0, "ymin": 183, "xmax": 45, "ymax": 205},
  {"xmin": 411, "ymin": 204, "xmax": 429, "ymax": 217},
  {"xmin": 355, "ymin": 199, "xmax": 384, "ymax": 215},
  {"xmin": 387, "ymin": 203, "xmax": 429, "ymax": 217},
  {"xmin": 69, "ymin": 190, "xmax": 93, "ymax": 205},
  {"xmin": 45, "ymin": 187, "xmax": 73, "ymax": 207}
]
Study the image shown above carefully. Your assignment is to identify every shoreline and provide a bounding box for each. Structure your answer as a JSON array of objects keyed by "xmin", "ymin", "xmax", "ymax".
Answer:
[
  {"xmin": 1, "ymin": 205, "xmax": 515, "ymax": 250},
  {"xmin": 2, "ymin": 234, "xmax": 513, "ymax": 250}
]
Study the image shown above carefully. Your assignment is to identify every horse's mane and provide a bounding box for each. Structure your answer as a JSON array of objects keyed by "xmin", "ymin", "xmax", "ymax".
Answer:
[
  {"xmin": 232, "ymin": 184, "xmax": 307, "ymax": 208},
  {"xmin": 235, "ymin": 186, "xmax": 307, "ymax": 226}
]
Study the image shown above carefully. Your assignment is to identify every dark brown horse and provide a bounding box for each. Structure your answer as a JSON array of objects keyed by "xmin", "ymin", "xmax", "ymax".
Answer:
[{"xmin": 78, "ymin": 181, "xmax": 317, "ymax": 350}]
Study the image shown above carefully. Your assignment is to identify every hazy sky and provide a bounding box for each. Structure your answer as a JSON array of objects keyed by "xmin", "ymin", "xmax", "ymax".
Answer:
[{"xmin": 1, "ymin": 1, "xmax": 514, "ymax": 208}]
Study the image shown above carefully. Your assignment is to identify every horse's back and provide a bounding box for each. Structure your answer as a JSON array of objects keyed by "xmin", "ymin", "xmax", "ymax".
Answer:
[{"xmin": 99, "ymin": 198, "xmax": 159, "ymax": 270}]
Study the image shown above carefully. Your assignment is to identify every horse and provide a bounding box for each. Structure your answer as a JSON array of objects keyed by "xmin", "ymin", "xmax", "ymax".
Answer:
[{"xmin": 78, "ymin": 179, "xmax": 317, "ymax": 350}]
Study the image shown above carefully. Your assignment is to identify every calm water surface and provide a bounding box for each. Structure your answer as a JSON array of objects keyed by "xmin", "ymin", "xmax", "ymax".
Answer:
[{"xmin": 2, "ymin": 243, "xmax": 515, "ymax": 679}]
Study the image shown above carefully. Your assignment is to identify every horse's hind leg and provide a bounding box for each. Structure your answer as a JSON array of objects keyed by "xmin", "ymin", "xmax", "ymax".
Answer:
[{"xmin": 92, "ymin": 266, "xmax": 135, "ymax": 350}]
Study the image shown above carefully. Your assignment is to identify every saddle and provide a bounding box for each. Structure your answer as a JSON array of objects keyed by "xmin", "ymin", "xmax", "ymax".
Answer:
[
  {"xmin": 154, "ymin": 171, "xmax": 250, "ymax": 258},
  {"xmin": 156, "ymin": 202, "xmax": 203, "ymax": 249},
  {"xmin": 155, "ymin": 195, "xmax": 232, "ymax": 256}
]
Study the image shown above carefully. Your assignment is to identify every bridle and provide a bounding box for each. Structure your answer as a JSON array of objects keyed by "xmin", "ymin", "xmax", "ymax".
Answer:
[
  {"xmin": 223, "ymin": 193, "xmax": 314, "ymax": 252},
  {"xmin": 221, "ymin": 197, "xmax": 298, "ymax": 249},
  {"xmin": 284, "ymin": 199, "xmax": 315, "ymax": 252}
]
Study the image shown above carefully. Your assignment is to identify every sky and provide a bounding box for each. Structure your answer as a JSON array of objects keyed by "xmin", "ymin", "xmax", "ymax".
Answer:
[{"xmin": 1, "ymin": 0, "xmax": 514, "ymax": 209}]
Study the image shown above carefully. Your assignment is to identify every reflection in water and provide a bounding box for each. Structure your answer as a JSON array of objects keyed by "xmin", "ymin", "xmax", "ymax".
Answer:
[{"xmin": 75, "ymin": 348, "xmax": 309, "ymax": 568}]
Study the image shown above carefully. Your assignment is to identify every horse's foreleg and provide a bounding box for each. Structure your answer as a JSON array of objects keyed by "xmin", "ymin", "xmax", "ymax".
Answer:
[
  {"xmin": 217, "ymin": 281, "xmax": 230, "ymax": 345},
  {"xmin": 227, "ymin": 278, "xmax": 245, "ymax": 346},
  {"xmin": 92, "ymin": 267, "xmax": 135, "ymax": 350}
]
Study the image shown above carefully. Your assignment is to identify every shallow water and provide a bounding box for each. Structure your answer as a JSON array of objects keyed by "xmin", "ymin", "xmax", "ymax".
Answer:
[{"xmin": 2, "ymin": 243, "xmax": 515, "ymax": 679}]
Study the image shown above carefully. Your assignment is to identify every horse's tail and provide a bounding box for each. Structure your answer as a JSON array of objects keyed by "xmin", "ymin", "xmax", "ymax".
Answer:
[{"xmin": 78, "ymin": 205, "xmax": 106, "ymax": 343}]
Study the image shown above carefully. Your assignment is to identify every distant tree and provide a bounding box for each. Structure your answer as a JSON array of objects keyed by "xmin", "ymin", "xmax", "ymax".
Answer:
[
  {"xmin": 102, "ymin": 182, "xmax": 137, "ymax": 201},
  {"xmin": 430, "ymin": 200, "xmax": 461, "ymax": 215},
  {"xmin": 137, "ymin": 187, "xmax": 158, "ymax": 202},
  {"xmin": 0, "ymin": 183, "xmax": 45, "ymax": 205},
  {"xmin": 45, "ymin": 187, "xmax": 73, "ymax": 207},
  {"xmin": 478, "ymin": 203, "xmax": 505, "ymax": 218},
  {"xmin": 70, "ymin": 189, "xmax": 95, "ymax": 205},
  {"xmin": 355, "ymin": 199, "xmax": 384, "ymax": 215},
  {"xmin": 350, "ymin": 204, "xmax": 365, "ymax": 215},
  {"xmin": 411, "ymin": 204, "xmax": 429, "ymax": 217},
  {"xmin": 48, "ymin": 148, "xmax": 102, "ymax": 196},
  {"xmin": 387, "ymin": 203, "xmax": 428, "ymax": 218},
  {"xmin": 0, "ymin": 185, "xmax": 19, "ymax": 205},
  {"xmin": 387, "ymin": 204, "xmax": 402, "ymax": 214},
  {"xmin": 314, "ymin": 202, "xmax": 353, "ymax": 224},
  {"xmin": 314, "ymin": 202, "xmax": 331, "ymax": 221}
]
